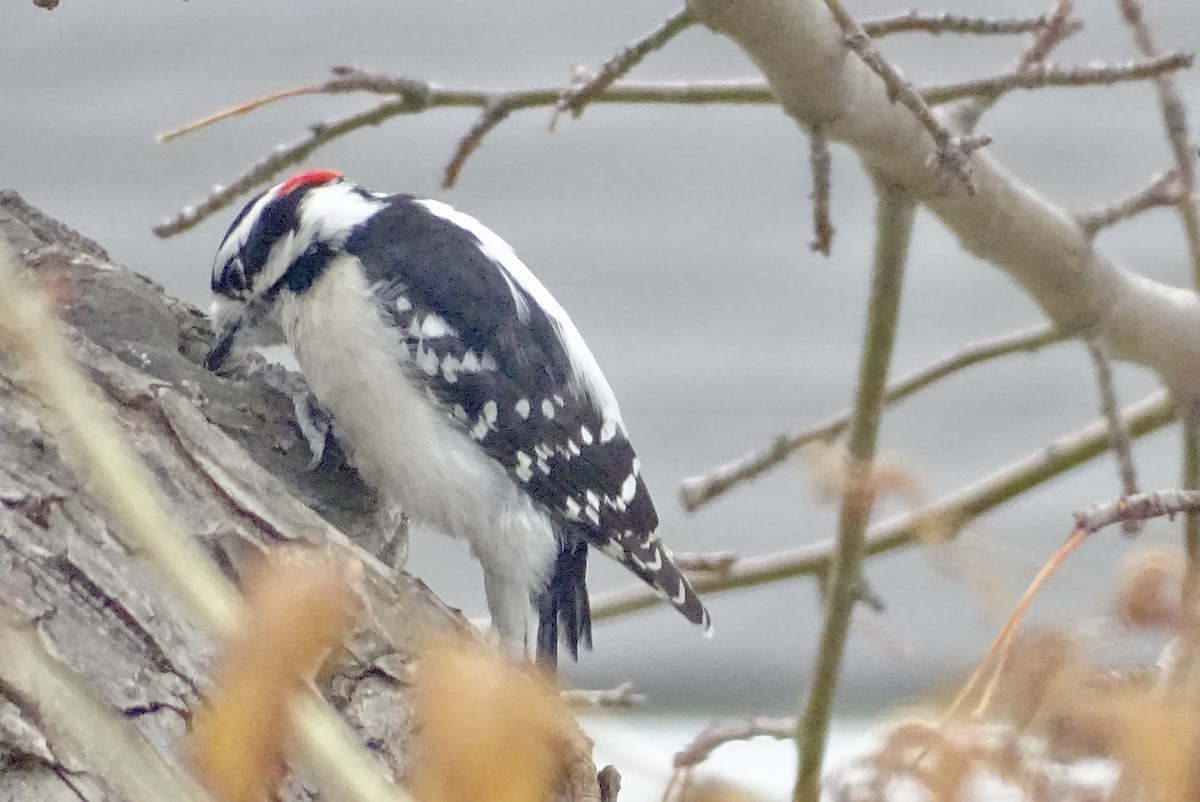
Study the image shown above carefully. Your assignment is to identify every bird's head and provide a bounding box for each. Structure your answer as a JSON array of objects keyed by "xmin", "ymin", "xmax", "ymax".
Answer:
[{"xmin": 206, "ymin": 168, "xmax": 380, "ymax": 369}]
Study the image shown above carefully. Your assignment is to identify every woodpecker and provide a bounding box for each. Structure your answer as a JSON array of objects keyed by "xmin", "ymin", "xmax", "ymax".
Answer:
[{"xmin": 207, "ymin": 168, "xmax": 711, "ymax": 667}]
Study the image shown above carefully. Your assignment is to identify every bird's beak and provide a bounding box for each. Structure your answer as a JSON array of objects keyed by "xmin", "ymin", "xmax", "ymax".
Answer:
[
  {"xmin": 205, "ymin": 312, "xmax": 244, "ymax": 371},
  {"xmin": 205, "ymin": 293, "xmax": 273, "ymax": 372}
]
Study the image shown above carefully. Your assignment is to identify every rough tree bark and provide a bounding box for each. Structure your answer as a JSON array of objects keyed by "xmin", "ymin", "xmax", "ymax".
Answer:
[{"xmin": 0, "ymin": 191, "xmax": 601, "ymax": 802}]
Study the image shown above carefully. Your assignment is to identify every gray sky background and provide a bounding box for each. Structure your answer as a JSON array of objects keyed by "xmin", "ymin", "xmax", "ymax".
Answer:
[{"xmin": 5, "ymin": 0, "xmax": 1200, "ymax": 712}]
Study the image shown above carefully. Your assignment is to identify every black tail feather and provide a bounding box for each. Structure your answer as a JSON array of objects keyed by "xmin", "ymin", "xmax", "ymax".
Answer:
[{"xmin": 535, "ymin": 531, "xmax": 593, "ymax": 672}]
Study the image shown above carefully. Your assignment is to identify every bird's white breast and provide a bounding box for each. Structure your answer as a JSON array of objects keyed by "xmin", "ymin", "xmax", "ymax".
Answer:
[{"xmin": 275, "ymin": 255, "xmax": 557, "ymax": 605}]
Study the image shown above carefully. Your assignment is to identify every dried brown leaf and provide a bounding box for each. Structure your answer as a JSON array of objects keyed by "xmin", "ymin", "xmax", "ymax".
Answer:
[
  {"xmin": 408, "ymin": 640, "xmax": 575, "ymax": 802},
  {"xmin": 188, "ymin": 550, "xmax": 357, "ymax": 802}
]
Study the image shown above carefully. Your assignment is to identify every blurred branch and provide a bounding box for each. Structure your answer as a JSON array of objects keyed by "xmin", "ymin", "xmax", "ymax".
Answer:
[
  {"xmin": 595, "ymin": 391, "xmax": 1175, "ymax": 623},
  {"xmin": 861, "ymin": 10, "xmax": 1082, "ymax": 37},
  {"xmin": 1078, "ymin": 168, "xmax": 1185, "ymax": 236},
  {"xmin": 679, "ymin": 324, "xmax": 1064, "ymax": 511},
  {"xmin": 676, "ymin": 717, "xmax": 795, "ymax": 768},
  {"xmin": 808, "ymin": 125, "xmax": 834, "ymax": 255},
  {"xmin": 674, "ymin": 551, "xmax": 739, "ymax": 572},
  {"xmin": 561, "ymin": 683, "xmax": 647, "ymax": 709},
  {"xmin": 794, "ymin": 181, "xmax": 913, "ymax": 802},
  {"xmin": 0, "ymin": 246, "xmax": 413, "ymax": 802},
  {"xmin": 951, "ymin": 0, "xmax": 1079, "ymax": 131},
  {"xmin": 555, "ymin": 6, "xmax": 694, "ymax": 119},
  {"xmin": 1117, "ymin": 0, "xmax": 1200, "ymax": 588},
  {"xmin": 923, "ymin": 52, "xmax": 1193, "ymax": 105},
  {"xmin": 1073, "ymin": 489, "xmax": 1200, "ymax": 535},
  {"xmin": 1086, "ymin": 339, "xmax": 1140, "ymax": 533},
  {"xmin": 819, "ymin": 0, "xmax": 990, "ymax": 193}
]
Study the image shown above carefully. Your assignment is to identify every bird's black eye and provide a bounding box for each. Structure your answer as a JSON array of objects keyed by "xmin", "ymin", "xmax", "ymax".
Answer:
[{"xmin": 214, "ymin": 256, "xmax": 248, "ymax": 297}]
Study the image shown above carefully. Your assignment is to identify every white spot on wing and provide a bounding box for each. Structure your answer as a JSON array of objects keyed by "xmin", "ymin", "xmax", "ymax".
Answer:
[
  {"xmin": 541, "ymin": 399, "xmax": 555, "ymax": 420},
  {"xmin": 515, "ymin": 398, "xmax": 531, "ymax": 419},
  {"xmin": 600, "ymin": 418, "xmax": 617, "ymax": 443},
  {"xmin": 461, "ymin": 350, "xmax": 481, "ymax": 372},
  {"xmin": 420, "ymin": 313, "xmax": 454, "ymax": 338},
  {"xmin": 580, "ymin": 426, "xmax": 593, "ymax": 445},
  {"xmin": 441, "ymin": 354, "xmax": 460, "ymax": 383},
  {"xmin": 483, "ymin": 400, "xmax": 498, "ymax": 426},
  {"xmin": 620, "ymin": 473, "xmax": 637, "ymax": 503}
]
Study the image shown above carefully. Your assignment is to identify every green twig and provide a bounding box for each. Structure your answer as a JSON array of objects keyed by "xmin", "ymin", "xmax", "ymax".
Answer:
[
  {"xmin": 679, "ymin": 324, "xmax": 1064, "ymax": 511},
  {"xmin": 794, "ymin": 180, "xmax": 914, "ymax": 802},
  {"xmin": 593, "ymin": 391, "xmax": 1176, "ymax": 622}
]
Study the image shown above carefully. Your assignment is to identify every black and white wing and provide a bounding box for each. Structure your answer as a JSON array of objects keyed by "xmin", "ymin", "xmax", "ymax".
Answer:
[{"xmin": 344, "ymin": 196, "xmax": 711, "ymax": 633}]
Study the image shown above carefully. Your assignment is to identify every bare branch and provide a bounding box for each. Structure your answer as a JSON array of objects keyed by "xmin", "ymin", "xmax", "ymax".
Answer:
[
  {"xmin": 820, "ymin": 0, "xmax": 990, "ymax": 193},
  {"xmin": 1078, "ymin": 168, "xmax": 1184, "ymax": 236},
  {"xmin": 597, "ymin": 391, "xmax": 1175, "ymax": 623},
  {"xmin": 444, "ymin": 96, "xmax": 520, "ymax": 189},
  {"xmin": 561, "ymin": 682, "xmax": 647, "ymax": 709},
  {"xmin": 924, "ymin": 52, "xmax": 1194, "ymax": 105},
  {"xmin": 861, "ymin": 10, "xmax": 1083, "ymax": 38},
  {"xmin": 1086, "ymin": 339, "xmax": 1141, "ymax": 534},
  {"xmin": 156, "ymin": 78, "xmax": 775, "ymax": 234},
  {"xmin": 673, "ymin": 551, "xmax": 739, "ymax": 573},
  {"xmin": 679, "ymin": 325, "xmax": 1064, "ymax": 511},
  {"xmin": 155, "ymin": 96, "xmax": 429, "ymax": 237},
  {"xmin": 794, "ymin": 181, "xmax": 913, "ymax": 802},
  {"xmin": 808, "ymin": 125, "xmax": 834, "ymax": 254},
  {"xmin": 556, "ymin": 6, "xmax": 695, "ymax": 120},
  {"xmin": 673, "ymin": 717, "xmax": 795, "ymax": 768},
  {"xmin": 1074, "ymin": 489, "xmax": 1200, "ymax": 535},
  {"xmin": 952, "ymin": 0, "xmax": 1078, "ymax": 131}
]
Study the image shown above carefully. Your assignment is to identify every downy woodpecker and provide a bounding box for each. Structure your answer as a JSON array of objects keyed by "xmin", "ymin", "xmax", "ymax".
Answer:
[{"xmin": 207, "ymin": 168, "xmax": 710, "ymax": 667}]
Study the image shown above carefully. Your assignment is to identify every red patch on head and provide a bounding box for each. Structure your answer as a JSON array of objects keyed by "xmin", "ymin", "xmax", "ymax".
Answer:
[{"xmin": 277, "ymin": 168, "xmax": 342, "ymax": 196}]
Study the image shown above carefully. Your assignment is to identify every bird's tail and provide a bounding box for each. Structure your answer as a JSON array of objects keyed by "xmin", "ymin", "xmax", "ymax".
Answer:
[
  {"xmin": 622, "ymin": 537, "xmax": 712, "ymax": 634},
  {"xmin": 535, "ymin": 532, "xmax": 593, "ymax": 671}
]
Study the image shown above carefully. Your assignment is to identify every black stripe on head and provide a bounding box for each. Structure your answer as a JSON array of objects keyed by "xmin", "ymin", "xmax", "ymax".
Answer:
[{"xmin": 213, "ymin": 169, "xmax": 344, "ymax": 299}]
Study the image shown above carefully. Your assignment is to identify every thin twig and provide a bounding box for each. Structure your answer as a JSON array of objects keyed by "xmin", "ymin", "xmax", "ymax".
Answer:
[
  {"xmin": 1077, "ymin": 168, "xmax": 1184, "ymax": 236},
  {"xmin": 1183, "ymin": 421, "xmax": 1200, "ymax": 604},
  {"xmin": 561, "ymin": 682, "xmax": 647, "ymax": 709},
  {"xmin": 155, "ymin": 79, "xmax": 775, "ymax": 235},
  {"xmin": 679, "ymin": 325, "xmax": 1064, "ymax": 511},
  {"xmin": 444, "ymin": 97, "xmax": 520, "ymax": 189},
  {"xmin": 923, "ymin": 52, "xmax": 1193, "ymax": 106},
  {"xmin": 1073, "ymin": 489, "xmax": 1200, "ymax": 534},
  {"xmin": 820, "ymin": 0, "xmax": 990, "ymax": 193},
  {"xmin": 156, "ymin": 44, "xmax": 1187, "ymax": 234},
  {"xmin": 674, "ymin": 717, "xmax": 795, "ymax": 768},
  {"xmin": 556, "ymin": 6, "xmax": 695, "ymax": 119},
  {"xmin": 1118, "ymin": 0, "xmax": 1200, "ymax": 581},
  {"xmin": 1086, "ymin": 339, "xmax": 1140, "ymax": 533},
  {"xmin": 952, "ymin": 0, "xmax": 1077, "ymax": 132},
  {"xmin": 808, "ymin": 125, "xmax": 834, "ymax": 255},
  {"xmin": 860, "ymin": 10, "xmax": 1082, "ymax": 38},
  {"xmin": 942, "ymin": 527, "xmax": 1089, "ymax": 723},
  {"xmin": 795, "ymin": 181, "xmax": 913, "ymax": 802},
  {"xmin": 595, "ymin": 390, "xmax": 1175, "ymax": 623},
  {"xmin": 674, "ymin": 551, "xmax": 739, "ymax": 573}
]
